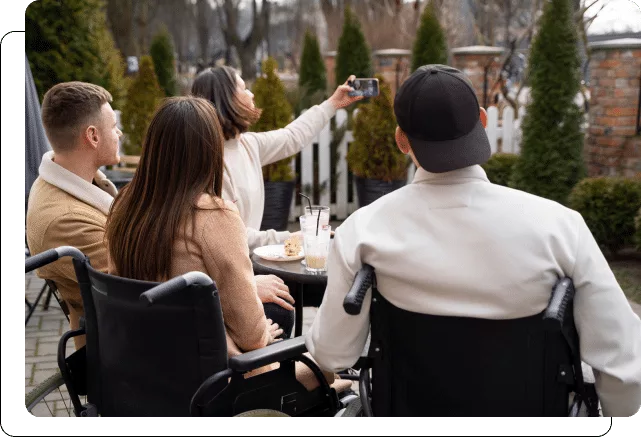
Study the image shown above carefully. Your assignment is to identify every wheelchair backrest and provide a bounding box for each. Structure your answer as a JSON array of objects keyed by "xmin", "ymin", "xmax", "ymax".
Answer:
[
  {"xmin": 368, "ymin": 288, "xmax": 574, "ymax": 417},
  {"xmin": 73, "ymin": 258, "xmax": 228, "ymax": 417}
]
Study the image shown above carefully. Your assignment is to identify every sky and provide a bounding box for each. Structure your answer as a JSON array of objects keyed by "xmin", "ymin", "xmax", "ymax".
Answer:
[{"xmin": 586, "ymin": 0, "xmax": 641, "ymax": 34}]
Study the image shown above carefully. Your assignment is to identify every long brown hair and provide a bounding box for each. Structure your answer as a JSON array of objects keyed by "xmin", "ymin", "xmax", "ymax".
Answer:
[
  {"xmin": 191, "ymin": 66, "xmax": 261, "ymax": 140},
  {"xmin": 106, "ymin": 97, "xmax": 225, "ymax": 281}
]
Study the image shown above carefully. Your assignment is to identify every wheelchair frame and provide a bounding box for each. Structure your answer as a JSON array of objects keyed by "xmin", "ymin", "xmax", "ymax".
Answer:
[
  {"xmin": 25, "ymin": 246, "xmax": 354, "ymax": 417},
  {"xmin": 342, "ymin": 265, "xmax": 601, "ymax": 417}
]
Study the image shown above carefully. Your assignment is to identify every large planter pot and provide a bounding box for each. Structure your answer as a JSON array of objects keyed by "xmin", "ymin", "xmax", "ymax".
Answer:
[
  {"xmin": 261, "ymin": 180, "xmax": 296, "ymax": 231},
  {"xmin": 354, "ymin": 176, "xmax": 406, "ymax": 208}
]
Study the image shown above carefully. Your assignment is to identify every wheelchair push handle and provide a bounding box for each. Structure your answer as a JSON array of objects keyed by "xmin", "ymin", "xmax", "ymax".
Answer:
[
  {"xmin": 139, "ymin": 271, "xmax": 214, "ymax": 306},
  {"xmin": 543, "ymin": 277, "xmax": 575, "ymax": 331},
  {"xmin": 25, "ymin": 246, "xmax": 85, "ymax": 273},
  {"xmin": 343, "ymin": 264, "xmax": 375, "ymax": 315}
]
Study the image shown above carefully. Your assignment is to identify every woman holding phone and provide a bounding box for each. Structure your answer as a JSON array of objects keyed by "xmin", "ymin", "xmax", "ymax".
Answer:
[{"xmin": 191, "ymin": 68, "xmax": 362, "ymax": 251}]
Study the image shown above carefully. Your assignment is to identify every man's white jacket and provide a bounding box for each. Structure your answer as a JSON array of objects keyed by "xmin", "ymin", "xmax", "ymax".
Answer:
[{"xmin": 306, "ymin": 165, "xmax": 641, "ymax": 417}]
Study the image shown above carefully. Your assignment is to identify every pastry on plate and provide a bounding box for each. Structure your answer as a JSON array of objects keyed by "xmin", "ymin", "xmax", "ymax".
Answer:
[{"xmin": 284, "ymin": 235, "xmax": 302, "ymax": 257}]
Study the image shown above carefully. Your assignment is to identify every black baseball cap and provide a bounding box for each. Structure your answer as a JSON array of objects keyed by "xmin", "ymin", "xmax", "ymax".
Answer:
[{"xmin": 394, "ymin": 64, "xmax": 491, "ymax": 173}]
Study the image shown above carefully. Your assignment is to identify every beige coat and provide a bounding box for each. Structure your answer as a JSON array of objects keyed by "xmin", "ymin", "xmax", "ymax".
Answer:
[
  {"xmin": 108, "ymin": 194, "xmax": 345, "ymax": 392},
  {"xmin": 26, "ymin": 152, "xmax": 117, "ymax": 349}
]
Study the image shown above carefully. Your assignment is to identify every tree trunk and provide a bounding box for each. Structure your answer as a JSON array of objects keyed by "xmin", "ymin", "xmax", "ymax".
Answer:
[
  {"xmin": 106, "ymin": 0, "xmax": 138, "ymax": 57},
  {"xmin": 136, "ymin": 0, "xmax": 150, "ymax": 55},
  {"xmin": 504, "ymin": 0, "xmax": 512, "ymax": 47},
  {"xmin": 217, "ymin": 0, "xmax": 269, "ymax": 79},
  {"xmin": 197, "ymin": 0, "xmax": 211, "ymax": 63},
  {"xmin": 239, "ymin": 49, "xmax": 257, "ymax": 80}
]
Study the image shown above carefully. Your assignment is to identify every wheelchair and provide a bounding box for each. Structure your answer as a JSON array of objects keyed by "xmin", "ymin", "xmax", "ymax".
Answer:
[
  {"xmin": 340, "ymin": 265, "xmax": 601, "ymax": 417},
  {"xmin": 25, "ymin": 246, "xmax": 358, "ymax": 417}
]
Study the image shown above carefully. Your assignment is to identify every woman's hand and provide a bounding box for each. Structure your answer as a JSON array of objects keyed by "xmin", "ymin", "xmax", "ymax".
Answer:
[
  {"xmin": 267, "ymin": 319, "xmax": 284, "ymax": 342},
  {"xmin": 255, "ymin": 274, "xmax": 295, "ymax": 311},
  {"xmin": 328, "ymin": 75, "xmax": 365, "ymax": 110}
]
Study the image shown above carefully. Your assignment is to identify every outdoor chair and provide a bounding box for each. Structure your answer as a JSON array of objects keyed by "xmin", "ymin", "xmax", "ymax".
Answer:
[
  {"xmin": 340, "ymin": 265, "xmax": 601, "ymax": 417},
  {"xmin": 25, "ymin": 247, "xmax": 353, "ymax": 417}
]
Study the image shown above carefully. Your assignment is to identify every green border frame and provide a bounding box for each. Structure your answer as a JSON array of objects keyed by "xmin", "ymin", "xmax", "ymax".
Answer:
[{"xmin": 0, "ymin": 0, "xmax": 641, "ymax": 430}]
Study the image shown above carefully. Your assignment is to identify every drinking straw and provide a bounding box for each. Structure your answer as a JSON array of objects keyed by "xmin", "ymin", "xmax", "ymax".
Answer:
[
  {"xmin": 299, "ymin": 193, "xmax": 312, "ymax": 214},
  {"xmin": 298, "ymin": 193, "xmax": 321, "ymax": 236}
]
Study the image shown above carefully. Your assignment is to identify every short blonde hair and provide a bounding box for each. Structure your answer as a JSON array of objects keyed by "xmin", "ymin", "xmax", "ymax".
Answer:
[{"xmin": 41, "ymin": 82, "xmax": 112, "ymax": 152}]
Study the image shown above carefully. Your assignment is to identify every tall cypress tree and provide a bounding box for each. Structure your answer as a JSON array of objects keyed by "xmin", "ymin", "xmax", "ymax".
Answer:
[
  {"xmin": 411, "ymin": 3, "xmax": 448, "ymax": 71},
  {"xmin": 26, "ymin": 0, "xmax": 126, "ymax": 108},
  {"xmin": 252, "ymin": 58, "xmax": 295, "ymax": 181},
  {"xmin": 95, "ymin": 20, "xmax": 128, "ymax": 109},
  {"xmin": 298, "ymin": 30, "xmax": 327, "ymax": 110},
  {"xmin": 510, "ymin": 0, "xmax": 585, "ymax": 204},
  {"xmin": 121, "ymin": 56, "xmax": 164, "ymax": 156},
  {"xmin": 150, "ymin": 26, "xmax": 177, "ymax": 97},
  {"xmin": 335, "ymin": 6, "xmax": 372, "ymax": 87}
]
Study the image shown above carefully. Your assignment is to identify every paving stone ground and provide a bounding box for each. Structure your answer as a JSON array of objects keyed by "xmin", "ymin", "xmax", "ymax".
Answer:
[{"xmin": 25, "ymin": 273, "xmax": 76, "ymax": 417}]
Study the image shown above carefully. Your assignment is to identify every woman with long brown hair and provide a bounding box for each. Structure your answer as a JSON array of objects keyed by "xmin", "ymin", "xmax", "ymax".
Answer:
[{"xmin": 106, "ymin": 96, "xmax": 350, "ymax": 391}]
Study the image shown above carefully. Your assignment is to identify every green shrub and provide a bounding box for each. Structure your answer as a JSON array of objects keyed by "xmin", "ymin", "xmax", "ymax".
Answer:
[
  {"xmin": 299, "ymin": 30, "xmax": 327, "ymax": 111},
  {"xmin": 482, "ymin": 153, "xmax": 520, "ymax": 187},
  {"xmin": 635, "ymin": 208, "xmax": 641, "ymax": 251},
  {"xmin": 411, "ymin": 2, "xmax": 448, "ymax": 72},
  {"xmin": 26, "ymin": 0, "xmax": 127, "ymax": 108},
  {"xmin": 150, "ymin": 26, "xmax": 177, "ymax": 97},
  {"xmin": 335, "ymin": 6, "xmax": 372, "ymax": 87},
  {"xmin": 121, "ymin": 56, "xmax": 164, "ymax": 156},
  {"xmin": 252, "ymin": 58, "xmax": 295, "ymax": 182},
  {"xmin": 347, "ymin": 77, "xmax": 408, "ymax": 181},
  {"xmin": 568, "ymin": 177, "xmax": 641, "ymax": 256},
  {"xmin": 510, "ymin": 0, "xmax": 585, "ymax": 204}
]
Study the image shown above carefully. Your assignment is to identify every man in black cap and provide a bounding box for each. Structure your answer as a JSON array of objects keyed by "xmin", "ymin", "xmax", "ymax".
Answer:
[{"xmin": 306, "ymin": 65, "xmax": 641, "ymax": 416}]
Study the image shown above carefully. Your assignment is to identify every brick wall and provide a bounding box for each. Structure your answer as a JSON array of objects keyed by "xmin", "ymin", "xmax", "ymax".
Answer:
[
  {"xmin": 451, "ymin": 46, "xmax": 505, "ymax": 108},
  {"xmin": 586, "ymin": 39, "xmax": 641, "ymax": 177},
  {"xmin": 373, "ymin": 50, "xmax": 411, "ymax": 99}
]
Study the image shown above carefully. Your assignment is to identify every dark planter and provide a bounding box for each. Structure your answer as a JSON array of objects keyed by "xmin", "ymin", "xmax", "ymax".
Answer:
[
  {"xmin": 261, "ymin": 180, "xmax": 296, "ymax": 231},
  {"xmin": 354, "ymin": 176, "xmax": 406, "ymax": 208}
]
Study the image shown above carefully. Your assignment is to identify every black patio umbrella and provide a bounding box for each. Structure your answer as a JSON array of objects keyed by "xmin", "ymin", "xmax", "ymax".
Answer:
[{"xmin": 25, "ymin": 54, "xmax": 51, "ymax": 214}]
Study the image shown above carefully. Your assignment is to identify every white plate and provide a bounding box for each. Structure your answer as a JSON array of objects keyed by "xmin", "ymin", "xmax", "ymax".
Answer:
[{"xmin": 253, "ymin": 244, "xmax": 304, "ymax": 262}]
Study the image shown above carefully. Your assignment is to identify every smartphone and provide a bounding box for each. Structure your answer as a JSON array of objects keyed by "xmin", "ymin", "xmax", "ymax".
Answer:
[{"xmin": 347, "ymin": 78, "xmax": 380, "ymax": 98}]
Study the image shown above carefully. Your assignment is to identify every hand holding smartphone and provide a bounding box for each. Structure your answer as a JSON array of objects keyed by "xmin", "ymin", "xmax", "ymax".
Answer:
[{"xmin": 347, "ymin": 78, "xmax": 380, "ymax": 98}]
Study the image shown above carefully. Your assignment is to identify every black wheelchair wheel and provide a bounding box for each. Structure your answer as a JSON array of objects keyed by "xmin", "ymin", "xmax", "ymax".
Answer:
[
  {"xmin": 342, "ymin": 397, "xmax": 364, "ymax": 417},
  {"xmin": 25, "ymin": 370, "xmax": 73, "ymax": 417}
]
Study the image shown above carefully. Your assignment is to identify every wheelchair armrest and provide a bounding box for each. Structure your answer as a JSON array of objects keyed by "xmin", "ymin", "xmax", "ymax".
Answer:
[
  {"xmin": 228, "ymin": 336, "xmax": 307, "ymax": 373},
  {"xmin": 25, "ymin": 246, "xmax": 85, "ymax": 273},
  {"xmin": 139, "ymin": 271, "xmax": 214, "ymax": 306},
  {"xmin": 543, "ymin": 277, "xmax": 575, "ymax": 331},
  {"xmin": 343, "ymin": 264, "xmax": 375, "ymax": 315}
]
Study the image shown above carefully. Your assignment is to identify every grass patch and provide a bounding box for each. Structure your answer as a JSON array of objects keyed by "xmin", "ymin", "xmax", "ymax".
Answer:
[{"xmin": 610, "ymin": 259, "xmax": 641, "ymax": 305}]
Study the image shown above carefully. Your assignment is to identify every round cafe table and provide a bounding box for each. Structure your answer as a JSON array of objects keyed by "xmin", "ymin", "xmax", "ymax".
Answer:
[
  {"xmin": 251, "ymin": 241, "xmax": 332, "ymax": 337},
  {"xmin": 102, "ymin": 169, "xmax": 134, "ymax": 190}
]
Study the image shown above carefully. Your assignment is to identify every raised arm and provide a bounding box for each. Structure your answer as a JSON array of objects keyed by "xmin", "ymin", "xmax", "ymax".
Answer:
[
  {"xmin": 571, "ymin": 214, "xmax": 641, "ymax": 417},
  {"xmin": 201, "ymin": 206, "xmax": 272, "ymax": 352},
  {"xmin": 247, "ymin": 77, "xmax": 363, "ymax": 167}
]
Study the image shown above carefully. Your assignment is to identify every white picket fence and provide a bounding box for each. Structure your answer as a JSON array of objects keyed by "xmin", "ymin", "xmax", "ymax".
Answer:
[{"xmin": 287, "ymin": 105, "xmax": 525, "ymax": 222}]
